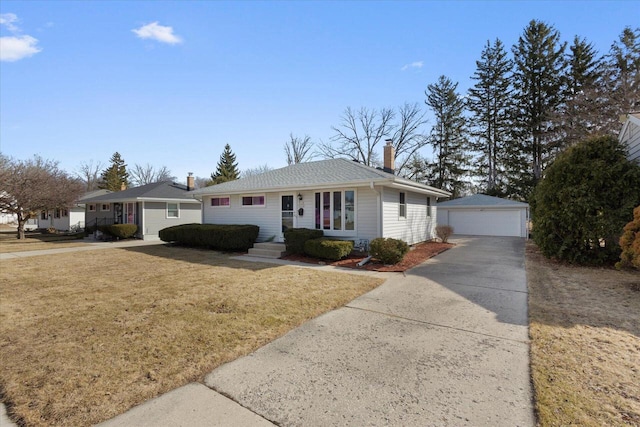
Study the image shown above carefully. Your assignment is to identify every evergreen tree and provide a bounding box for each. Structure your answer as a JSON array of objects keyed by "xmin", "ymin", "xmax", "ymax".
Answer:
[
  {"xmin": 210, "ymin": 144, "xmax": 240, "ymax": 185},
  {"xmin": 554, "ymin": 35, "xmax": 603, "ymax": 149},
  {"xmin": 601, "ymin": 27, "xmax": 640, "ymax": 134},
  {"xmin": 509, "ymin": 20, "xmax": 567, "ymax": 200},
  {"xmin": 99, "ymin": 152, "xmax": 129, "ymax": 191},
  {"xmin": 467, "ymin": 38, "xmax": 513, "ymax": 195},
  {"xmin": 424, "ymin": 75, "xmax": 471, "ymax": 198}
]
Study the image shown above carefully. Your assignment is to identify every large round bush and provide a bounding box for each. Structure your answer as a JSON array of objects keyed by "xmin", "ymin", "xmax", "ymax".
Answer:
[{"xmin": 530, "ymin": 135, "xmax": 640, "ymax": 265}]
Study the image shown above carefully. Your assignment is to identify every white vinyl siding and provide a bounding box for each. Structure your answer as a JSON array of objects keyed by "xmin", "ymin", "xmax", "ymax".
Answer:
[
  {"xmin": 203, "ymin": 193, "xmax": 280, "ymax": 242},
  {"xmin": 622, "ymin": 118, "xmax": 640, "ymax": 163},
  {"xmin": 382, "ymin": 188, "xmax": 435, "ymax": 245}
]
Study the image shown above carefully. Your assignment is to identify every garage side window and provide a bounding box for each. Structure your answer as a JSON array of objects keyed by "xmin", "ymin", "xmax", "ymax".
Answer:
[
  {"xmin": 427, "ymin": 197, "xmax": 431, "ymax": 217},
  {"xmin": 167, "ymin": 203, "xmax": 180, "ymax": 218}
]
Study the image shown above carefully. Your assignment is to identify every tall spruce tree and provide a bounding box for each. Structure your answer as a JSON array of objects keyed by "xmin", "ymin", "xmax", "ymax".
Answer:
[
  {"xmin": 99, "ymin": 152, "xmax": 129, "ymax": 191},
  {"xmin": 509, "ymin": 20, "xmax": 567, "ymax": 200},
  {"xmin": 210, "ymin": 144, "xmax": 240, "ymax": 184},
  {"xmin": 554, "ymin": 35, "xmax": 603, "ymax": 149},
  {"xmin": 424, "ymin": 75, "xmax": 471, "ymax": 198},
  {"xmin": 467, "ymin": 38, "xmax": 513, "ymax": 195},
  {"xmin": 601, "ymin": 27, "xmax": 640, "ymax": 134}
]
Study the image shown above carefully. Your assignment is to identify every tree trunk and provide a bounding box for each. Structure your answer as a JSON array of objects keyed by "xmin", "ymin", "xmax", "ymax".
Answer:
[{"xmin": 16, "ymin": 218, "xmax": 26, "ymax": 240}]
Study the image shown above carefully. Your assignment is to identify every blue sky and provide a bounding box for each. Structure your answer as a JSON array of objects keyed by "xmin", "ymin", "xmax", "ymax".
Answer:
[{"xmin": 0, "ymin": 1, "xmax": 636, "ymax": 182}]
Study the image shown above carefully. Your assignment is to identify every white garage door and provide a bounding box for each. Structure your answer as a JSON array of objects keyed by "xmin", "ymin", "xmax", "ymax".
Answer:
[{"xmin": 448, "ymin": 209, "xmax": 522, "ymax": 237}]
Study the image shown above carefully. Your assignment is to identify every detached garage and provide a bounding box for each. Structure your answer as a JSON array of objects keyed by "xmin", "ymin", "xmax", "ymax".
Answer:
[{"xmin": 438, "ymin": 194, "xmax": 529, "ymax": 238}]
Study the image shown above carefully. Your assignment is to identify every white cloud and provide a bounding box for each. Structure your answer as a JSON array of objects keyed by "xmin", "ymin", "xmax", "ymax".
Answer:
[
  {"xmin": 0, "ymin": 13, "xmax": 41, "ymax": 62},
  {"xmin": 401, "ymin": 61, "xmax": 424, "ymax": 71},
  {"xmin": 132, "ymin": 22, "xmax": 182, "ymax": 45},
  {"xmin": 0, "ymin": 35, "xmax": 41, "ymax": 61},
  {"xmin": 0, "ymin": 13, "xmax": 19, "ymax": 32}
]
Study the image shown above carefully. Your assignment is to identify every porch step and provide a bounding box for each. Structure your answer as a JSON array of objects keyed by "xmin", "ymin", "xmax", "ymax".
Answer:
[{"xmin": 247, "ymin": 242, "xmax": 287, "ymax": 259}]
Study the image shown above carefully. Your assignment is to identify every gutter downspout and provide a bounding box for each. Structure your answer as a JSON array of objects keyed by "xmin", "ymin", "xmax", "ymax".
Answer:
[{"xmin": 370, "ymin": 181, "xmax": 382, "ymax": 238}]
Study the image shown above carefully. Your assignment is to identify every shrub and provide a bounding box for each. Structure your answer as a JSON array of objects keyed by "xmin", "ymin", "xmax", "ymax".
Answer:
[
  {"xmin": 284, "ymin": 228, "xmax": 324, "ymax": 255},
  {"xmin": 45, "ymin": 227, "xmax": 57, "ymax": 234},
  {"xmin": 107, "ymin": 224, "xmax": 138, "ymax": 239},
  {"xmin": 616, "ymin": 205, "xmax": 640, "ymax": 270},
  {"xmin": 369, "ymin": 237, "xmax": 409, "ymax": 265},
  {"xmin": 531, "ymin": 135, "xmax": 640, "ymax": 265},
  {"xmin": 159, "ymin": 224, "xmax": 259, "ymax": 251},
  {"xmin": 304, "ymin": 238, "xmax": 353, "ymax": 261},
  {"xmin": 435, "ymin": 225, "xmax": 454, "ymax": 243}
]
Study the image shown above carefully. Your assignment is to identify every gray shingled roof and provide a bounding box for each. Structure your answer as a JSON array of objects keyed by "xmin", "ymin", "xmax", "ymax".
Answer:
[
  {"xmin": 438, "ymin": 194, "xmax": 529, "ymax": 207},
  {"xmin": 81, "ymin": 181, "xmax": 200, "ymax": 203},
  {"xmin": 191, "ymin": 158, "xmax": 450, "ymax": 197}
]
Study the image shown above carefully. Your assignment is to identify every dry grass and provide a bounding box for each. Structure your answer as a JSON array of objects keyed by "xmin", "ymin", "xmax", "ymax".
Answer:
[
  {"xmin": 0, "ymin": 230, "xmax": 88, "ymax": 253},
  {"xmin": 0, "ymin": 245, "xmax": 384, "ymax": 426},
  {"xmin": 526, "ymin": 242, "xmax": 640, "ymax": 426}
]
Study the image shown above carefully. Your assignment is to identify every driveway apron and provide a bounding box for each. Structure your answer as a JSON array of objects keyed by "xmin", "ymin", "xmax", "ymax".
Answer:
[{"xmin": 206, "ymin": 236, "xmax": 535, "ymax": 426}]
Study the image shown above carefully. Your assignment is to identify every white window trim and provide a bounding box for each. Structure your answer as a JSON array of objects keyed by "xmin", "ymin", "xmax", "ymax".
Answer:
[
  {"xmin": 399, "ymin": 192, "xmax": 407, "ymax": 219},
  {"xmin": 88, "ymin": 204, "xmax": 96, "ymax": 212},
  {"xmin": 241, "ymin": 194, "xmax": 266, "ymax": 208},
  {"xmin": 211, "ymin": 196, "xmax": 231, "ymax": 208},
  {"xmin": 315, "ymin": 189, "xmax": 357, "ymax": 234},
  {"xmin": 166, "ymin": 202, "xmax": 180, "ymax": 219},
  {"xmin": 101, "ymin": 203, "xmax": 110, "ymax": 212}
]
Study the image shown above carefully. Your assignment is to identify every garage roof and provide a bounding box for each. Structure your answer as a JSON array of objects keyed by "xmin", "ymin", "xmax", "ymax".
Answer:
[{"xmin": 438, "ymin": 194, "xmax": 529, "ymax": 207}]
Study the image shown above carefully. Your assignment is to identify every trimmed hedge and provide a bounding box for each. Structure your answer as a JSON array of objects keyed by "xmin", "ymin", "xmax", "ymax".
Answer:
[
  {"xmin": 370, "ymin": 237, "xmax": 409, "ymax": 265},
  {"xmin": 108, "ymin": 224, "xmax": 138, "ymax": 239},
  {"xmin": 284, "ymin": 228, "xmax": 324, "ymax": 255},
  {"xmin": 159, "ymin": 223, "xmax": 259, "ymax": 251},
  {"xmin": 304, "ymin": 238, "xmax": 353, "ymax": 261}
]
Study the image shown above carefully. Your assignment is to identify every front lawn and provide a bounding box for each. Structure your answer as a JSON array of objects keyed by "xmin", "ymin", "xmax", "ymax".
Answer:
[
  {"xmin": 0, "ymin": 230, "xmax": 87, "ymax": 253},
  {"xmin": 0, "ymin": 245, "xmax": 384, "ymax": 426},
  {"xmin": 526, "ymin": 242, "xmax": 640, "ymax": 426}
]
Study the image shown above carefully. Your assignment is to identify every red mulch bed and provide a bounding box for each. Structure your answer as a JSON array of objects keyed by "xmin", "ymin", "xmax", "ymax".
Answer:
[{"xmin": 281, "ymin": 241, "xmax": 454, "ymax": 272}]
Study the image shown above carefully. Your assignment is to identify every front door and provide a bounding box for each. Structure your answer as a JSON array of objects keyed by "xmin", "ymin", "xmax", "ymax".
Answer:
[{"xmin": 280, "ymin": 194, "xmax": 295, "ymax": 242}]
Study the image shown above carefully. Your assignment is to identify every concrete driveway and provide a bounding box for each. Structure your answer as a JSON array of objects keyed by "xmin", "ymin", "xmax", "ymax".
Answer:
[{"xmin": 205, "ymin": 236, "xmax": 535, "ymax": 426}]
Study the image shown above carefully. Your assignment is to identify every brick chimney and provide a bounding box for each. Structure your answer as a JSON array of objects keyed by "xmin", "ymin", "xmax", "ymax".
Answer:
[
  {"xmin": 383, "ymin": 139, "xmax": 395, "ymax": 174},
  {"xmin": 187, "ymin": 172, "xmax": 195, "ymax": 191}
]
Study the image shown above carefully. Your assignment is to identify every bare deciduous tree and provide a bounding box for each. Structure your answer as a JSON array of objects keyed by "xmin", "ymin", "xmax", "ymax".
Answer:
[
  {"xmin": 130, "ymin": 163, "xmax": 176, "ymax": 186},
  {"xmin": 320, "ymin": 106, "xmax": 395, "ymax": 167},
  {"xmin": 242, "ymin": 164, "xmax": 273, "ymax": 178},
  {"xmin": 284, "ymin": 134, "xmax": 315, "ymax": 165},
  {"xmin": 321, "ymin": 104, "xmax": 428, "ymax": 172},
  {"xmin": 391, "ymin": 102, "xmax": 429, "ymax": 173},
  {"xmin": 0, "ymin": 155, "xmax": 85, "ymax": 239},
  {"xmin": 76, "ymin": 160, "xmax": 103, "ymax": 191}
]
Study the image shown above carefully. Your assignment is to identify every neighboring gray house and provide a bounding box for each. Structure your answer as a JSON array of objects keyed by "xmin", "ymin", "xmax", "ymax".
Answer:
[
  {"xmin": 438, "ymin": 194, "xmax": 529, "ymax": 238},
  {"xmin": 82, "ymin": 180, "xmax": 201, "ymax": 240},
  {"xmin": 37, "ymin": 189, "xmax": 111, "ymax": 232},
  {"xmin": 191, "ymin": 143, "xmax": 451, "ymax": 246},
  {"xmin": 619, "ymin": 112, "xmax": 640, "ymax": 164}
]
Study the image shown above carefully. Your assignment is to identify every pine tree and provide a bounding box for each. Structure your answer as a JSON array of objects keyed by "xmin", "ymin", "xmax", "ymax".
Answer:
[
  {"xmin": 467, "ymin": 38, "xmax": 513, "ymax": 196},
  {"xmin": 424, "ymin": 75, "xmax": 471, "ymax": 198},
  {"xmin": 509, "ymin": 20, "xmax": 567, "ymax": 200},
  {"xmin": 99, "ymin": 152, "xmax": 129, "ymax": 191},
  {"xmin": 601, "ymin": 27, "xmax": 640, "ymax": 135},
  {"xmin": 554, "ymin": 36, "xmax": 603, "ymax": 149},
  {"xmin": 210, "ymin": 144, "xmax": 239, "ymax": 185}
]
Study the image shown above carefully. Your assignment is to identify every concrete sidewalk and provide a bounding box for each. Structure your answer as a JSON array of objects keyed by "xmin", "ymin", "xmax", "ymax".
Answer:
[
  {"xmin": 0, "ymin": 238, "xmax": 165, "ymax": 260},
  {"xmin": 98, "ymin": 236, "xmax": 535, "ymax": 426}
]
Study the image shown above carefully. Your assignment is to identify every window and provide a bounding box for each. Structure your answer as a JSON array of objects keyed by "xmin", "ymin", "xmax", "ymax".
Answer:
[
  {"xmin": 427, "ymin": 197, "xmax": 432, "ymax": 217},
  {"xmin": 167, "ymin": 203, "xmax": 179, "ymax": 218},
  {"xmin": 241, "ymin": 195, "xmax": 265, "ymax": 207},
  {"xmin": 62, "ymin": 209, "xmax": 69, "ymax": 217},
  {"xmin": 41, "ymin": 210, "xmax": 47, "ymax": 220},
  {"xmin": 211, "ymin": 197, "xmax": 230, "ymax": 207},
  {"xmin": 54, "ymin": 208, "xmax": 61, "ymax": 218},
  {"xmin": 88, "ymin": 204, "xmax": 96, "ymax": 212},
  {"xmin": 101, "ymin": 203, "xmax": 110, "ymax": 212},
  {"xmin": 315, "ymin": 190, "xmax": 356, "ymax": 232},
  {"xmin": 399, "ymin": 192, "xmax": 406, "ymax": 218}
]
